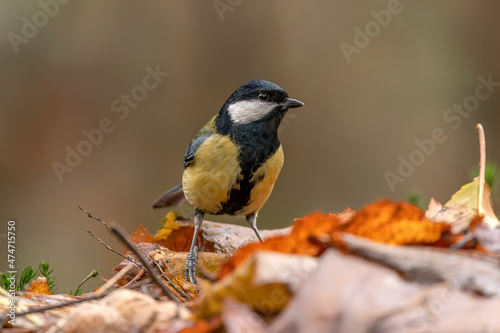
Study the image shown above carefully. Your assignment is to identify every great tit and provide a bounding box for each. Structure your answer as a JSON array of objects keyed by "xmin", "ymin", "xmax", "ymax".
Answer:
[{"xmin": 152, "ymin": 79, "xmax": 304, "ymax": 283}]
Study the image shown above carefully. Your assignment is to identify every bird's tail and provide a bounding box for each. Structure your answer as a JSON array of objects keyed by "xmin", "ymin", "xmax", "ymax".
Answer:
[{"xmin": 152, "ymin": 184, "xmax": 186, "ymax": 208}]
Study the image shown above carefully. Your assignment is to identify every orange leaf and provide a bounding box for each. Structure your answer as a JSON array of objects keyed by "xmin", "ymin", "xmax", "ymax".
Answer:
[
  {"xmin": 340, "ymin": 199, "xmax": 450, "ymax": 245},
  {"xmin": 130, "ymin": 224, "xmax": 155, "ymax": 244},
  {"xmin": 27, "ymin": 277, "xmax": 52, "ymax": 295},
  {"xmin": 333, "ymin": 207, "xmax": 356, "ymax": 224},
  {"xmin": 218, "ymin": 211, "xmax": 343, "ymax": 279},
  {"xmin": 155, "ymin": 224, "xmax": 196, "ymax": 252}
]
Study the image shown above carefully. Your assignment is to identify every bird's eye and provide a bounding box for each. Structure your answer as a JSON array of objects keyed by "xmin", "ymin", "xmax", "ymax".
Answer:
[{"xmin": 258, "ymin": 92, "xmax": 269, "ymax": 101}]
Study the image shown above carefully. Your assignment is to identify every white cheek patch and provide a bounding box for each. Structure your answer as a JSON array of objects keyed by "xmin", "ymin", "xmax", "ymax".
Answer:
[{"xmin": 227, "ymin": 100, "xmax": 278, "ymax": 124}]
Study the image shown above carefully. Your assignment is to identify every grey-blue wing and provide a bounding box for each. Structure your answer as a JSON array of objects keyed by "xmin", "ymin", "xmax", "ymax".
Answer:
[{"xmin": 183, "ymin": 136, "xmax": 210, "ymax": 169}]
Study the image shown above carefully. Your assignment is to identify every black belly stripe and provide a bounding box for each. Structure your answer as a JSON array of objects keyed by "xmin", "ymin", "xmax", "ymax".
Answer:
[
  {"xmin": 216, "ymin": 144, "xmax": 280, "ymax": 215},
  {"xmin": 214, "ymin": 111, "xmax": 282, "ymax": 215},
  {"xmin": 217, "ymin": 178, "xmax": 254, "ymax": 215}
]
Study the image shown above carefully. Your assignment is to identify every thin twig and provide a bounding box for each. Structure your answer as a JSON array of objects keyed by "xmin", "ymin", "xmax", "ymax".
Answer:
[
  {"xmin": 4, "ymin": 292, "xmax": 111, "ymax": 319},
  {"xmin": 133, "ymin": 245, "xmax": 186, "ymax": 298},
  {"xmin": 86, "ymin": 229, "xmax": 145, "ymax": 270},
  {"xmin": 122, "ymin": 269, "xmax": 146, "ymax": 289},
  {"xmin": 6, "ymin": 278, "xmax": 155, "ymax": 320},
  {"xmin": 95, "ymin": 264, "xmax": 133, "ymax": 295},
  {"xmin": 131, "ymin": 241, "xmax": 184, "ymax": 296},
  {"xmin": 109, "ymin": 222, "xmax": 181, "ymax": 302},
  {"xmin": 154, "ymin": 258, "xmax": 187, "ymax": 298},
  {"xmin": 78, "ymin": 205, "xmax": 111, "ymax": 229},
  {"xmin": 79, "ymin": 206, "xmax": 185, "ymax": 301}
]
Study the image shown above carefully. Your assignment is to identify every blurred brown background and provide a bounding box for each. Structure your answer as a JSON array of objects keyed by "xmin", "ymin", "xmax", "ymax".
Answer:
[{"xmin": 1, "ymin": 1, "xmax": 499, "ymax": 292}]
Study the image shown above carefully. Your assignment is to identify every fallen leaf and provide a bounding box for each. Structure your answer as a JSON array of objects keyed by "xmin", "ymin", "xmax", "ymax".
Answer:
[
  {"xmin": 155, "ymin": 219, "xmax": 291, "ymax": 254},
  {"xmin": 267, "ymin": 249, "xmax": 500, "ymax": 333},
  {"xmin": 429, "ymin": 180, "xmax": 483, "ymax": 234},
  {"xmin": 222, "ymin": 298, "xmax": 267, "ymax": 333},
  {"xmin": 340, "ymin": 200, "xmax": 451, "ymax": 246},
  {"xmin": 471, "ymin": 222, "xmax": 500, "ymax": 252},
  {"xmin": 340, "ymin": 233, "xmax": 500, "ymax": 296},
  {"xmin": 194, "ymin": 251, "xmax": 319, "ymax": 320},
  {"xmin": 154, "ymin": 221, "xmax": 197, "ymax": 252},
  {"xmin": 428, "ymin": 124, "xmax": 500, "ymax": 234},
  {"xmin": 332, "ymin": 207, "xmax": 356, "ymax": 224},
  {"xmin": 130, "ymin": 224, "xmax": 155, "ymax": 244},
  {"xmin": 149, "ymin": 247, "xmax": 229, "ymax": 277},
  {"xmin": 375, "ymin": 288, "xmax": 500, "ymax": 333},
  {"xmin": 425, "ymin": 198, "xmax": 442, "ymax": 219},
  {"xmin": 53, "ymin": 289, "xmax": 190, "ymax": 333},
  {"xmin": 154, "ymin": 211, "xmax": 181, "ymax": 242},
  {"xmin": 218, "ymin": 211, "xmax": 341, "ymax": 279},
  {"xmin": 0, "ymin": 293, "xmax": 75, "ymax": 330},
  {"xmin": 267, "ymin": 249, "xmax": 426, "ymax": 333}
]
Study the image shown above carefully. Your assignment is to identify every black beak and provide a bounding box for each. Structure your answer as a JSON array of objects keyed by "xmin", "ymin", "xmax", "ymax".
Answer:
[{"xmin": 281, "ymin": 97, "xmax": 304, "ymax": 109}]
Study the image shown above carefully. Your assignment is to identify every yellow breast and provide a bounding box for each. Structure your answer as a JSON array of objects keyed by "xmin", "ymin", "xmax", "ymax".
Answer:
[{"xmin": 182, "ymin": 134, "xmax": 242, "ymax": 214}]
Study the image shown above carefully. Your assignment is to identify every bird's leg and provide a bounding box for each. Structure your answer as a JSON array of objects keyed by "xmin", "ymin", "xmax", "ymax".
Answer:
[
  {"xmin": 246, "ymin": 213, "xmax": 264, "ymax": 243},
  {"xmin": 185, "ymin": 209, "xmax": 204, "ymax": 283}
]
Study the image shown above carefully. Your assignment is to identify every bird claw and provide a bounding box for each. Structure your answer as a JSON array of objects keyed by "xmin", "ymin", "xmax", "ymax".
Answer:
[{"xmin": 185, "ymin": 246, "xmax": 198, "ymax": 284}]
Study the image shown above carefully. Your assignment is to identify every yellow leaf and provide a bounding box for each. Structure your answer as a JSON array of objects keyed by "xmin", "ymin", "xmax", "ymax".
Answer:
[
  {"xmin": 154, "ymin": 212, "xmax": 180, "ymax": 242},
  {"xmin": 428, "ymin": 124, "xmax": 500, "ymax": 233}
]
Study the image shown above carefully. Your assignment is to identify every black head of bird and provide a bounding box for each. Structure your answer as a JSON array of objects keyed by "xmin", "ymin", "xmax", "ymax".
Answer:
[{"xmin": 152, "ymin": 79, "xmax": 304, "ymax": 283}]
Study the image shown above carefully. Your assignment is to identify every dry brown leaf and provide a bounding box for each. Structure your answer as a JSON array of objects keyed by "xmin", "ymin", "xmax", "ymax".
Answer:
[
  {"xmin": 51, "ymin": 289, "xmax": 190, "ymax": 333},
  {"xmin": 267, "ymin": 249, "xmax": 500, "ymax": 333},
  {"xmin": 149, "ymin": 247, "xmax": 229, "ymax": 277},
  {"xmin": 425, "ymin": 197, "xmax": 442, "ymax": 219},
  {"xmin": 475, "ymin": 223, "xmax": 500, "ymax": 252},
  {"xmin": 194, "ymin": 251, "xmax": 319, "ymax": 320},
  {"xmin": 222, "ymin": 298, "xmax": 267, "ymax": 333},
  {"xmin": 375, "ymin": 288, "xmax": 500, "ymax": 333},
  {"xmin": 268, "ymin": 249, "xmax": 427, "ymax": 333},
  {"xmin": 0, "ymin": 293, "xmax": 76, "ymax": 330},
  {"xmin": 340, "ymin": 233, "xmax": 500, "ymax": 296}
]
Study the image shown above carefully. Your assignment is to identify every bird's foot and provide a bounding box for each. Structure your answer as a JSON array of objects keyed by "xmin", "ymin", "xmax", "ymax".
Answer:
[{"xmin": 185, "ymin": 246, "xmax": 198, "ymax": 284}]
